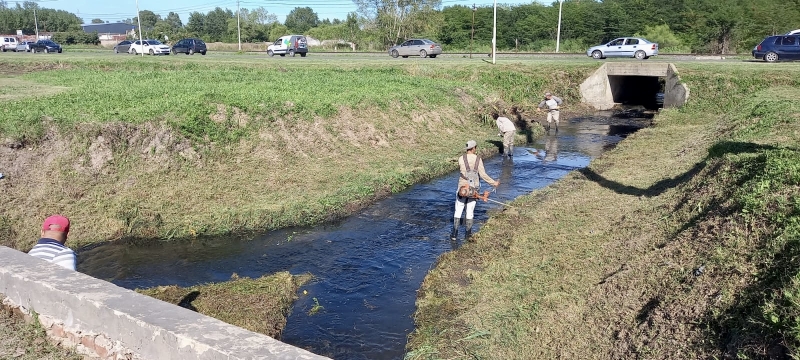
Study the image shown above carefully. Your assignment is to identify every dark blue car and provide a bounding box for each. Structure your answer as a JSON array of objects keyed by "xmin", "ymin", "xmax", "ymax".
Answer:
[{"xmin": 753, "ymin": 34, "xmax": 800, "ymax": 62}]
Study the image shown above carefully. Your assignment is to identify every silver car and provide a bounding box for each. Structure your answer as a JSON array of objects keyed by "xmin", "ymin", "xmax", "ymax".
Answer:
[
  {"xmin": 587, "ymin": 37, "xmax": 658, "ymax": 60},
  {"xmin": 389, "ymin": 39, "xmax": 442, "ymax": 59},
  {"xmin": 15, "ymin": 41, "xmax": 32, "ymax": 52}
]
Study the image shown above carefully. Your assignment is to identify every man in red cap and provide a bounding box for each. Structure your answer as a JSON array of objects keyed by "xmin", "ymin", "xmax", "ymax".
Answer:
[{"xmin": 27, "ymin": 215, "xmax": 76, "ymax": 271}]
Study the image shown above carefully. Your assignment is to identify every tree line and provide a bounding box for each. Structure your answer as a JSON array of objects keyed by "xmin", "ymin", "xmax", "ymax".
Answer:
[{"xmin": 2, "ymin": 0, "xmax": 798, "ymax": 53}]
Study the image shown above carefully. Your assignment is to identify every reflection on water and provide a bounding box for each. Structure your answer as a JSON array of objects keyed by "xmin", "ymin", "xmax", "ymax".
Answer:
[{"xmin": 78, "ymin": 114, "xmax": 649, "ymax": 360}]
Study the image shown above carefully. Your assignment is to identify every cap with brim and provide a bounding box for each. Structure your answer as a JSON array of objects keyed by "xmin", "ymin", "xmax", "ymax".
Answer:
[
  {"xmin": 42, "ymin": 215, "xmax": 70, "ymax": 233},
  {"xmin": 464, "ymin": 140, "xmax": 477, "ymax": 151}
]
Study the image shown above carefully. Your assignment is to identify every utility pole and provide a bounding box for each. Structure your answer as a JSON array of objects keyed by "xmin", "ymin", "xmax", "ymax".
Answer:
[
  {"xmin": 33, "ymin": 4, "xmax": 38, "ymax": 39},
  {"xmin": 492, "ymin": 0, "xmax": 496, "ymax": 64},
  {"xmin": 135, "ymin": 0, "xmax": 143, "ymax": 57},
  {"xmin": 470, "ymin": 4, "xmax": 475, "ymax": 59},
  {"xmin": 236, "ymin": 0, "xmax": 241, "ymax": 51},
  {"xmin": 556, "ymin": 0, "xmax": 563, "ymax": 53}
]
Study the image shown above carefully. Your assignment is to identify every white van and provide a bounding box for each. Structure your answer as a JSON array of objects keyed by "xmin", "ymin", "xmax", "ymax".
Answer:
[
  {"xmin": 1, "ymin": 37, "xmax": 18, "ymax": 52},
  {"xmin": 267, "ymin": 35, "xmax": 308, "ymax": 57}
]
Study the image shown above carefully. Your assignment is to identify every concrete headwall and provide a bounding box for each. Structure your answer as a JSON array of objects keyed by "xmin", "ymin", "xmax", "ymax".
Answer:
[
  {"xmin": 0, "ymin": 246, "xmax": 330, "ymax": 360},
  {"xmin": 664, "ymin": 63, "xmax": 690, "ymax": 109},
  {"xmin": 580, "ymin": 63, "xmax": 689, "ymax": 110}
]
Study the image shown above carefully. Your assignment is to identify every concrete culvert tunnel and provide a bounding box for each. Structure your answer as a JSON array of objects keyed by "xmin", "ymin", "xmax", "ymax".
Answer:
[{"xmin": 580, "ymin": 63, "xmax": 689, "ymax": 110}]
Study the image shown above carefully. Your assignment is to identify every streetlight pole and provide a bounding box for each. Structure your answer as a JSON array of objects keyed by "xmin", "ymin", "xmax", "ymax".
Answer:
[
  {"xmin": 237, "ymin": 0, "xmax": 241, "ymax": 51},
  {"xmin": 556, "ymin": 0, "xmax": 563, "ymax": 53},
  {"xmin": 492, "ymin": 0, "xmax": 496, "ymax": 64},
  {"xmin": 470, "ymin": 4, "xmax": 475, "ymax": 59},
  {"xmin": 135, "ymin": 0, "xmax": 143, "ymax": 57}
]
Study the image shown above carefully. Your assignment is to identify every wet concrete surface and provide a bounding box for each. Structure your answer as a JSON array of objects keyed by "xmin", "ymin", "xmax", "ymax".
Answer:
[{"xmin": 78, "ymin": 114, "xmax": 650, "ymax": 360}]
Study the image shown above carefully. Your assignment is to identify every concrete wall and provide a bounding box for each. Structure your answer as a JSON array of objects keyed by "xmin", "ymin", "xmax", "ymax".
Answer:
[
  {"xmin": 579, "ymin": 63, "xmax": 615, "ymax": 110},
  {"xmin": 664, "ymin": 63, "xmax": 691, "ymax": 109},
  {"xmin": 580, "ymin": 63, "xmax": 689, "ymax": 110},
  {"xmin": 0, "ymin": 246, "xmax": 330, "ymax": 360}
]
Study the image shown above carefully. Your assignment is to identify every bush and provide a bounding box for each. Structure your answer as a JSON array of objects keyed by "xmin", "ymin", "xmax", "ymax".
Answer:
[{"xmin": 51, "ymin": 31, "xmax": 100, "ymax": 45}]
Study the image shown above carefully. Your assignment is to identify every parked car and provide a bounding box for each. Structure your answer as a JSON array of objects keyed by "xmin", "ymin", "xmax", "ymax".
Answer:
[
  {"xmin": 389, "ymin": 39, "xmax": 442, "ymax": 58},
  {"xmin": 128, "ymin": 39, "xmax": 170, "ymax": 55},
  {"xmin": 753, "ymin": 34, "xmax": 800, "ymax": 62},
  {"xmin": 15, "ymin": 41, "xmax": 33, "ymax": 52},
  {"xmin": 171, "ymin": 38, "xmax": 207, "ymax": 55},
  {"xmin": 587, "ymin": 37, "xmax": 658, "ymax": 60},
  {"xmin": 30, "ymin": 40, "xmax": 62, "ymax": 53},
  {"xmin": 1, "ymin": 36, "xmax": 18, "ymax": 52},
  {"xmin": 114, "ymin": 40, "xmax": 132, "ymax": 54},
  {"xmin": 267, "ymin": 35, "xmax": 307, "ymax": 57}
]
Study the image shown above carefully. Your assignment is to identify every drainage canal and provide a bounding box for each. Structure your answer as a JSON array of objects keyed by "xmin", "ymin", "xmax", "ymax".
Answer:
[{"xmin": 79, "ymin": 113, "xmax": 651, "ymax": 359}]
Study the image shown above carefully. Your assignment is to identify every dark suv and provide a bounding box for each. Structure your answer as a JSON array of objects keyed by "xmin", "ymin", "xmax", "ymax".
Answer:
[
  {"xmin": 753, "ymin": 34, "xmax": 800, "ymax": 62},
  {"xmin": 171, "ymin": 38, "xmax": 207, "ymax": 55}
]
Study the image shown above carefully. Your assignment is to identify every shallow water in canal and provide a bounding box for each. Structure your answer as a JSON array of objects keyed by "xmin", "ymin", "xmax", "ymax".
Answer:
[{"xmin": 79, "ymin": 114, "xmax": 650, "ymax": 359}]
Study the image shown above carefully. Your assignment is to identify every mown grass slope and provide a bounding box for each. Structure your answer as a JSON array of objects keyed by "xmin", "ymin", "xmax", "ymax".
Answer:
[
  {"xmin": 409, "ymin": 63, "xmax": 800, "ymax": 358},
  {"xmin": 0, "ymin": 55, "xmax": 588, "ymax": 250}
]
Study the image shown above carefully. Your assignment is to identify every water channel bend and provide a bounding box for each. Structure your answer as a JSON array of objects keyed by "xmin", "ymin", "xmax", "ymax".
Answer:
[{"xmin": 78, "ymin": 114, "xmax": 648, "ymax": 359}]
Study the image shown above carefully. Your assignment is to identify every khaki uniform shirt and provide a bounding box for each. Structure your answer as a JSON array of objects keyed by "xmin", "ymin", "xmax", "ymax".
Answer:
[{"xmin": 458, "ymin": 153, "xmax": 496, "ymax": 190}]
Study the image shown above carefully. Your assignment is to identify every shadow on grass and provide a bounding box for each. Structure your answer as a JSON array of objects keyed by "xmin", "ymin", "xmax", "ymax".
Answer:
[
  {"xmin": 585, "ymin": 139, "xmax": 800, "ymax": 357},
  {"xmin": 511, "ymin": 106, "xmax": 536, "ymax": 143},
  {"xmin": 486, "ymin": 139, "xmax": 504, "ymax": 153},
  {"xmin": 178, "ymin": 291, "xmax": 200, "ymax": 312},
  {"xmin": 578, "ymin": 141, "xmax": 782, "ymax": 198}
]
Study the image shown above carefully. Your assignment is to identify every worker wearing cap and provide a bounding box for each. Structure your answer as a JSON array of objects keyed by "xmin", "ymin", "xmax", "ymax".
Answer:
[
  {"xmin": 28, "ymin": 215, "xmax": 76, "ymax": 271},
  {"xmin": 451, "ymin": 140, "xmax": 499, "ymax": 241},
  {"xmin": 537, "ymin": 92, "xmax": 564, "ymax": 133}
]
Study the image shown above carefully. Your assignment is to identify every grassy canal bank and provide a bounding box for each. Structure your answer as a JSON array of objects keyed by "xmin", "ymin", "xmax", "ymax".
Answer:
[
  {"xmin": 0, "ymin": 55, "xmax": 577, "ymax": 252},
  {"xmin": 409, "ymin": 63, "xmax": 800, "ymax": 358}
]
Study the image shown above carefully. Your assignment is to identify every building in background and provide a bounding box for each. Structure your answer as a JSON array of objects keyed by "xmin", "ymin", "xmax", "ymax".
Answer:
[{"xmin": 81, "ymin": 22, "xmax": 137, "ymax": 45}]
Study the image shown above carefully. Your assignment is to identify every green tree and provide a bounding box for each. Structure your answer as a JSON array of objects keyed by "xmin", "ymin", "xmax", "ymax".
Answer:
[
  {"xmin": 204, "ymin": 7, "xmax": 234, "ymax": 42},
  {"xmin": 91, "ymin": 18, "xmax": 104, "ymax": 24},
  {"xmin": 0, "ymin": 3, "xmax": 82, "ymax": 34},
  {"xmin": 635, "ymin": 24, "xmax": 684, "ymax": 51},
  {"xmin": 133, "ymin": 10, "xmax": 160, "ymax": 30},
  {"xmin": 354, "ymin": 0, "xmax": 442, "ymax": 46},
  {"xmin": 269, "ymin": 24, "xmax": 289, "ymax": 41},
  {"xmin": 285, "ymin": 7, "xmax": 319, "ymax": 34},
  {"xmin": 164, "ymin": 12, "xmax": 182, "ymax": 29},
  {"xmin": 186, "ymin": 11, "xmax": 205, "ymax": 36}
]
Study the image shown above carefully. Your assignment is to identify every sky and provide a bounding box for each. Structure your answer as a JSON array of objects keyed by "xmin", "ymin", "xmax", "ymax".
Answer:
[{"xmin": 39, "ymin": 0, "xmax": 538, "ymax": 24}]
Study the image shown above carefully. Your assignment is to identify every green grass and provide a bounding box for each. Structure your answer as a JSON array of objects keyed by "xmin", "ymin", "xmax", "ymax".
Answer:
[
  {"xmin": 0, "ymin": 308, "xmax": 81, "ymax": 360},
  {"xmin": 408, "ymin": 62, "xmax": 800, "ymax": 358},
  {"xmin": 137, "ymin": 272, "xmax": 312, "ymax": 338}
]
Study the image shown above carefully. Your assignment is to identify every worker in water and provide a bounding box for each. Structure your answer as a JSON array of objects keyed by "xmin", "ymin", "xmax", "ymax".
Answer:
[
  {"xmin": 451, "ymin": 140, "xmax": 500, "ymax": 241},
  {"xmin": 493, "ymin": 112, "xmax": 517, "ymax": 158},
  {"xmin": 537, "ymin": 92, "xmax": 564, "ymax": 133}
]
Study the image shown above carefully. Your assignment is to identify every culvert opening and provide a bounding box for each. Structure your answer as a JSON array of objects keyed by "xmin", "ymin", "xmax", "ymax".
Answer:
[
  {"xmin": 608, "ymin": 75, "xmax": 665, "ymax": 110},
  {"xmin": 580, "ymin": 63, "xmax": 689, "ymax": 111}
]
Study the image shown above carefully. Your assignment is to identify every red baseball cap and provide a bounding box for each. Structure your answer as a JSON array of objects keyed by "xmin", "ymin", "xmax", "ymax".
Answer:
[{"xmin": 42, "ymin": 215, "xmax": 70, "ymax": 233}]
